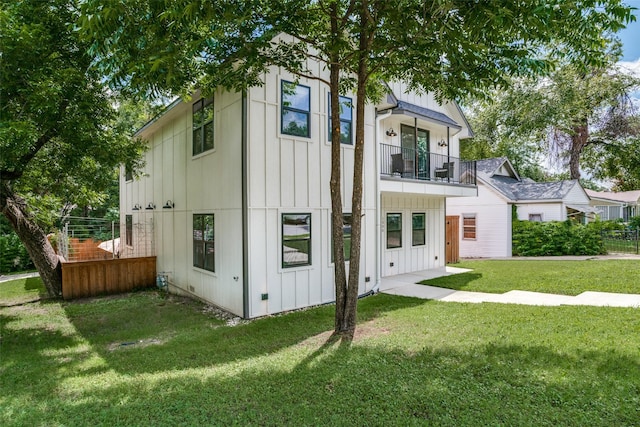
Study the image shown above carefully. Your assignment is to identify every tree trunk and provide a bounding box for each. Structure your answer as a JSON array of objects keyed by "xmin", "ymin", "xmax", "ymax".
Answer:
[
  {"xmin": 1, "ymin": 183, "xmax": 62, "ymax": 296},
  {"xmin": 328, "ymin": 6, "xmax": 348, "ymax": 333},
  {"xmin": 336, "ymin": 0, "xmax": 372, "ymax": 334},
  {"xmin": 569, "ymin": 122, "xmax": 589, "ymax": 180}
]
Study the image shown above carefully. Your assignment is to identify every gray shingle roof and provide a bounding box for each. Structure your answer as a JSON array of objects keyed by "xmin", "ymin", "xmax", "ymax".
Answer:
[
  {"xmin": 392, "ymin": 101, "xmax": 462, "ymax": 129},
  {"xmin": 476, "ymin": 157, "xmax": 578, "ymax": 201}
]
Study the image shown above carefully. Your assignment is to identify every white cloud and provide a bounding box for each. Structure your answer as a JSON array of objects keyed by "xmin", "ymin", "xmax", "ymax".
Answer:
[{"xmin": 617, "ymin": 58, "xmax": 640, "ymax": 79}]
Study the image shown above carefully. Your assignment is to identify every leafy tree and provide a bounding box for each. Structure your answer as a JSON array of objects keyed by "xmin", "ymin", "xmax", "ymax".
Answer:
[
  {"xmin": 464, "ymin": 45, "xmax": 640, "ymax": 181},
  {"xmin": 0, "ymin": 0, "xmax": 145, "ymax": 296},
  {"xmin": 83, "ymin": 0, "xmax": 633, "ymax": 334}
]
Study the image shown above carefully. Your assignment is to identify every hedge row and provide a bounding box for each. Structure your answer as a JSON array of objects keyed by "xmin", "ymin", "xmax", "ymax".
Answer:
[
  {"xmin": 0, "ymin": 233, "xmax": 35, "ymax": 274},
  {"xmin": 512, "ymin": 220, "xmax": 606, "ymax": 256}
]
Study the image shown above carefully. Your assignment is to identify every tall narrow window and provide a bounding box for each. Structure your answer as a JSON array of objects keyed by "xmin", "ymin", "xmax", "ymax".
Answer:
[
  {"xmin": 387, "ymin": 213, "xmax": 402, "ymax": 249},
  {"xmin": 125, "ymin": 167, "xmax": 133, "ymax": 182},
  {"xmin": 331, "ymin": 213, "xmax": 352, "ymax": 262},
  {"xmin": 328, "ymin": 94, "xmax": 353, "ymax": 145},
  {"xmin": 192, "ymin": 96, "xmax": 214, "ymax": 156},
  {"xmin": 125, "ymin": 215, "xmax": 133, "ymax": 247},
  {"xmin": 193, "ymin": 214, "xmax": 215, "ymax": 272},
  {"xmin": 282, "ymin": 213, "xmax": 311, "ymax": 268},
  {"xmin": 281, "ymin": 81, "xmax": 310, "ymax": 137},
  {"xmin": 412, "ymin": 213, "xmax": 426, "ymax": 246},
  {"xmin": 462, "ymin": 214, "xmax": 476, "ymax": 240}
]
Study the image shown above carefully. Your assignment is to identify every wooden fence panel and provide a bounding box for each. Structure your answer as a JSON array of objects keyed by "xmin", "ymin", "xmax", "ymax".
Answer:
[{"xmin": 62, "ymin": 256, "xmax": 156, "ymax": 299}]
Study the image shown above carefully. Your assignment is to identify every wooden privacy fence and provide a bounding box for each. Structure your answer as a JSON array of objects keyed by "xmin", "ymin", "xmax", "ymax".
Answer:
[{"xmin": 61, "ymin": 256, "xmax": 156, "ymax": 299}]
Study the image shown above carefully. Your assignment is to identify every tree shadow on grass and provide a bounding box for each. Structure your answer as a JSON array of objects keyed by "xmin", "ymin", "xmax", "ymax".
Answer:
[
  {"xmin": 5, "ymin": 337, "xmax": 638, "ymax": 426},
  {"xmin": 419, "ymin": 272, "xmax": 484, "ymax": 291}
]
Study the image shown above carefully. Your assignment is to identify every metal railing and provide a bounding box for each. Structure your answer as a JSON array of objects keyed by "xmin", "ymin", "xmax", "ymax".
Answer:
[
  {"xmin": 602, "ymin": 229, "xmax": 639, "ymax": 254},
  {"xmin": 58, "ymin": 216, "xmax": 155, "ymax": 262},
  {"xmin": 380, "ymin": 143, "xmax": 476, "ymax": 185}
]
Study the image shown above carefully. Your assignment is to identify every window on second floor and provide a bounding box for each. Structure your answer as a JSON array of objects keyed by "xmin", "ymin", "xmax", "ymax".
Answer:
[
  {"xmin": 281, "ymin": 81, "xmax": 311, "ymax": 138},
  {"xmin": 193, "ymin": 96, "xmax": 214, "ymax": 156},
  {"xmin": 328, "ymin": 94, "xmax": 353, "ymax": 145}
]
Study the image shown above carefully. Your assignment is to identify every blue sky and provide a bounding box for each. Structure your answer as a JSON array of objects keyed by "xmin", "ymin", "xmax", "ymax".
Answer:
[{"xmin": 618, "ymin": 5, "xmax": 640, "ymax": 61}]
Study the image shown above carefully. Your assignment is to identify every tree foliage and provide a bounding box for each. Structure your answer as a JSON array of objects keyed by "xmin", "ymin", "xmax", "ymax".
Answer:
[
  {"xmin": 463, "ymin": 44, "xmax": 640, "ymax": 182},
  {"xmin": 82, "ymin": 0, "xmax": 634, "ymax": 333},
  {"xmin": 0, "ymin": 0, "xmax": 146, "ymax": 295}
]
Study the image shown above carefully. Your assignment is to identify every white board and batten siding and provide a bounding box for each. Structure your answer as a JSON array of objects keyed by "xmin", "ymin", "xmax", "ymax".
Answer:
[
  {"xmin": 446, "ymin": 182, "xmax": 513, "ymax": 258},
  {"xmin": 245, "ymin": 63, "xmax": 377, "ymax": 318},
  {"xmin": 122, "ymin": 90, "xmax": 245, "ymax": 316},
  {"xmin": 381, "ymin": 193, "xmax": 445, "ymax": 277}
]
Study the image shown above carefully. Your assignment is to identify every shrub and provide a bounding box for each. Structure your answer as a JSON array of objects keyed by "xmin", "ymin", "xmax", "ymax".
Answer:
[
  {"xmin": 0, "ymin": 233, "xmax": 34, "ymax": 273},
  {"xmin": 512, "ymin": 220, "xmax": 605, "ymax": 256}
]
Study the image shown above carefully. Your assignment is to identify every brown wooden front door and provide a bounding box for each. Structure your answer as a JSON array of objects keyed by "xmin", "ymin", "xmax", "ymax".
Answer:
[{"xmin": 445, "ymin": 215, "xmax": 459, "ymax": 264}]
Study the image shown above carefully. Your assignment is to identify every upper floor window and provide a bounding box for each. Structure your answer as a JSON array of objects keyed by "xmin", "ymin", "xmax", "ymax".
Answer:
[
  {"xmin": 193, "ymin": 96, "xmax": 214, "ymax": 156},
  {"xmin": 328, "ymin": 94, "xmax": 353, "ymax": 145},
  {"xmin": 462, "ymin": 214, "xmax": 476, "ymax": 239},
  {"xmin": 193, "ymin": 214, "xmax": 215, "ymax": 272},
  {"xmin": 125, "ymin": 167, "xmax": 133, "ymax": 182},
  {"xmin": 281, "ymin": 81, "xmax": 310, "ymax": 138},
  {"xmin": 282, "ymin": 213, "xmax": 311, "ymax": 268}
]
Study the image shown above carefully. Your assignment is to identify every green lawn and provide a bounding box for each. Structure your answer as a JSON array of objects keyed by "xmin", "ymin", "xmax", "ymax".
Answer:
[
  {"xmin": 1, "ymin": 277, "xmax": 639, "ymax": 426},
  {"xmin": 421, "ymin": 259, "xmax": 640, "ymax": 295}
]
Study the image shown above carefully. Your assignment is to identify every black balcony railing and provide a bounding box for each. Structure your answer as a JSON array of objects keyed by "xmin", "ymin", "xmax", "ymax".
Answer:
[{"xmin": 380, "ymin": 143, "xmax": 476, "ymax": 185}]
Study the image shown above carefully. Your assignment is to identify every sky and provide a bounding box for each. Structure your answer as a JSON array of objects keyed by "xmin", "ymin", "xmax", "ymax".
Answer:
[{"xmin": 617, "ymin": 5, "xmax": 640, "ymax": 77}]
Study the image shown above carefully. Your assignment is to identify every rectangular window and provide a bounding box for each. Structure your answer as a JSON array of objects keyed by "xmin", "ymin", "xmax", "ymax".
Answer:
[
  {"xmin": 462, "ymin": 214, "xmax": 476, "ymax": 239},
  {"xmin": 331, "ymin": 213, "xmax": 352, "ymax": 262},
  {"xmin": 328, "ymin": 94, "xmax": 353, "ymax": 145},
  {"xmin": 281, "ymin": 81, "xmax": 311, "ymax": 138},
  {"xmin": 125, "ymin": 215, "xmax": 133, "ymax": 247},
  {"xmin": 193, "ymin": 214, "xmax": 214, "ymax": 272},
  {"xmin": 412, "ymin": 213, "xmax": 426, "ymax": 246},
  {"xmin": 528, "ymin": 213, "xmax": 543, "ymax": 222},
  {"xmin": 282, "ymin": 213, "xmax": 312, "ymax": 268},
  {"xmin": 125, "ymin": 167, "xmax": 133, "ymax": 182},
  {"xmin": 387, "ymin": 213, "xmax": 402, "ymax": 249},
  {"xmin": 192, "ymin": 96, "xmax": 214, "ymax": 156}
]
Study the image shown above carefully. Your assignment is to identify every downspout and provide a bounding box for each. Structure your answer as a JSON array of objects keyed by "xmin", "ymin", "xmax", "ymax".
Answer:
[
  {"xmin": 373, "ymin": 109, "xmax": 392, "ymax": 294},
  {"xmin": 447, "ymin": 126, "xmax": 450, "ymax": 183},
  {"xmin": 242, "ymin": 90, "xmax": 249, "ymax": 319}
]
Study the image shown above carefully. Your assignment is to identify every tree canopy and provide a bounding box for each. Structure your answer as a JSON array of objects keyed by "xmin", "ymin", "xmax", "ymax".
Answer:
[{"xmin": 0, "ymin": 0, "xmax": 146, "ymax": 295}]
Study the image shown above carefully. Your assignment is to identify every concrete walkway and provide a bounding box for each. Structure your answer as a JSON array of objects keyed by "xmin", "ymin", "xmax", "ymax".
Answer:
[
  {"xmin": 0, "ymin": 271, "xmax": 40, "ymax": 283},
  {"xmin": 380, "ymin": 266, "xmax": 640, "ymax": 308}
]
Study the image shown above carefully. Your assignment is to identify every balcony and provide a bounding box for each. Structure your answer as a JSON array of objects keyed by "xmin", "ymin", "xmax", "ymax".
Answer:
[{"xmin": 380, "ymin": 143, "xmax": 476, "ymax": 186}]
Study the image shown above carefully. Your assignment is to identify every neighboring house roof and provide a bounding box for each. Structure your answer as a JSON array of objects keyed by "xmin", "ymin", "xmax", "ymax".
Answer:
[
  {"xmin": 475, "ymin": 157, "xmax": 583, "ymax": 202},
  {"xmin": 585, "ymin": 189, "xmax": 640, "ymax": 205}
]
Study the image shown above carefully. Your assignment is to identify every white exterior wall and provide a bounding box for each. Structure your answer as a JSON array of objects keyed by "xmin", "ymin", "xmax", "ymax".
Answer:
[
  {"xmin": 516, "ymin": 202, "xmax": 564, "ymax": 222},
  {"xmin": 381, "ymin": 193, "xmax": 445, "ymax": 276},
  {"xmin": 245, "ymin": 63, "xmax": 377, "ymax": 318},
  {"xmin": 446, "ymin": 183, "xmax": 512, "ymax": 258},
  {"xmin": 121, "ymin": 90, "xmax": 245, "ymax": 316}
]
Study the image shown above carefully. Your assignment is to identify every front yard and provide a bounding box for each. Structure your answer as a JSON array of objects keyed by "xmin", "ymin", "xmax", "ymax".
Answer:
[
  {"xmin": 422, "ymin": 259, "xmax": 640, "ymax": 295},
  {"xmin": 1, "ymin": 274, "xmax": 639, "ymax": 426}
]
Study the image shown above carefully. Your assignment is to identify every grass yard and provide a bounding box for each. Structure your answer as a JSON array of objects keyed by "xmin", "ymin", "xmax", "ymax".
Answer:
[
  {"xmin": 421, "ymin": 259, "xmax": 640, "ymax": 295},
  {"xmin": 1, "ymin": 277, "xmax": 639, "ymax": 426}
]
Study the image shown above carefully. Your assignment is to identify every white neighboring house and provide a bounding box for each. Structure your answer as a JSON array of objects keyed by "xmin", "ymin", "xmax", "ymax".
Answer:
[
  {"xmin": 120, "ymin": 52, "xmax": 477, "ymax": 318},
  {"xmin": 446, "ymin": 157, "xmax": 596, "ymax": 258},
  {"xmin": 585, "ymin": 189, "xmax": 640, "ymax": 222}
]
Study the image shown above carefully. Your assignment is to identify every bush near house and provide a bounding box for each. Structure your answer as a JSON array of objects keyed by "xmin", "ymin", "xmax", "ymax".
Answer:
[
  {"xmin": 512, "ymin": 220, "xmax": 605, "ymax": 256},
  {"xmin": 0, "ymin": 233, "xmax": 34, "ymax": 274}
]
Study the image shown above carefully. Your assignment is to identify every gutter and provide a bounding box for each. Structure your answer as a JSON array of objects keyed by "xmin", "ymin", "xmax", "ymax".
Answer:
[
  {"xmin": 372, "ymin": 109, "xmax": 393, "ymax": 294},
  {"xmin": 241, "ymin": 90, "xmax": 250, "ymax": 319}
]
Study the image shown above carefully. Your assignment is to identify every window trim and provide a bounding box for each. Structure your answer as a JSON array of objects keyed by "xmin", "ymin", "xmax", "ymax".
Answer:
[
  {"xmin": 328, "ymin": 93, "xmax": 353, "ymax": 145},
  {"xmin": 192, "ymin": 96, "xmax": 214, "ymax": 157},
  {"xmin": 193, "ymin": 213, "xmax": 215, "ymax": 273},
  {"xmin": 412, "ymin": 212, "xmax": 426, "ymax": 246},
  {"xmin": 281, "ymin": 80, "xmax": 311, "ymax": 138},
  {"xmin": 462, "ymin": 213, "xmax": 477, "ymax": 240},
  {"xmin": 281, "ymin": 213, "xmax": 312, "ymax": 269},
  {"xmin": 386, "ymin": 213, "xmax": 402, "ymax": 249}
]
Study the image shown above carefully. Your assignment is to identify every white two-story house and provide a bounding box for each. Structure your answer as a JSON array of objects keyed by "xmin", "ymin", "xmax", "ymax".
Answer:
[{"xmin": 120, "ymin": 56, "xmax": 477, "ymax": 318}]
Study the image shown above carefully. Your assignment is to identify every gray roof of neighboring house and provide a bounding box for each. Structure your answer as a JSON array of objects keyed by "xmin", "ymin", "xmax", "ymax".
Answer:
[
  {"xmin": 585, "ymin": 189, "xmax": 640, "ymax": 204},
  {"xmin": 476, "ymin": 157, "xmax": 579, "ymax": 202}
]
